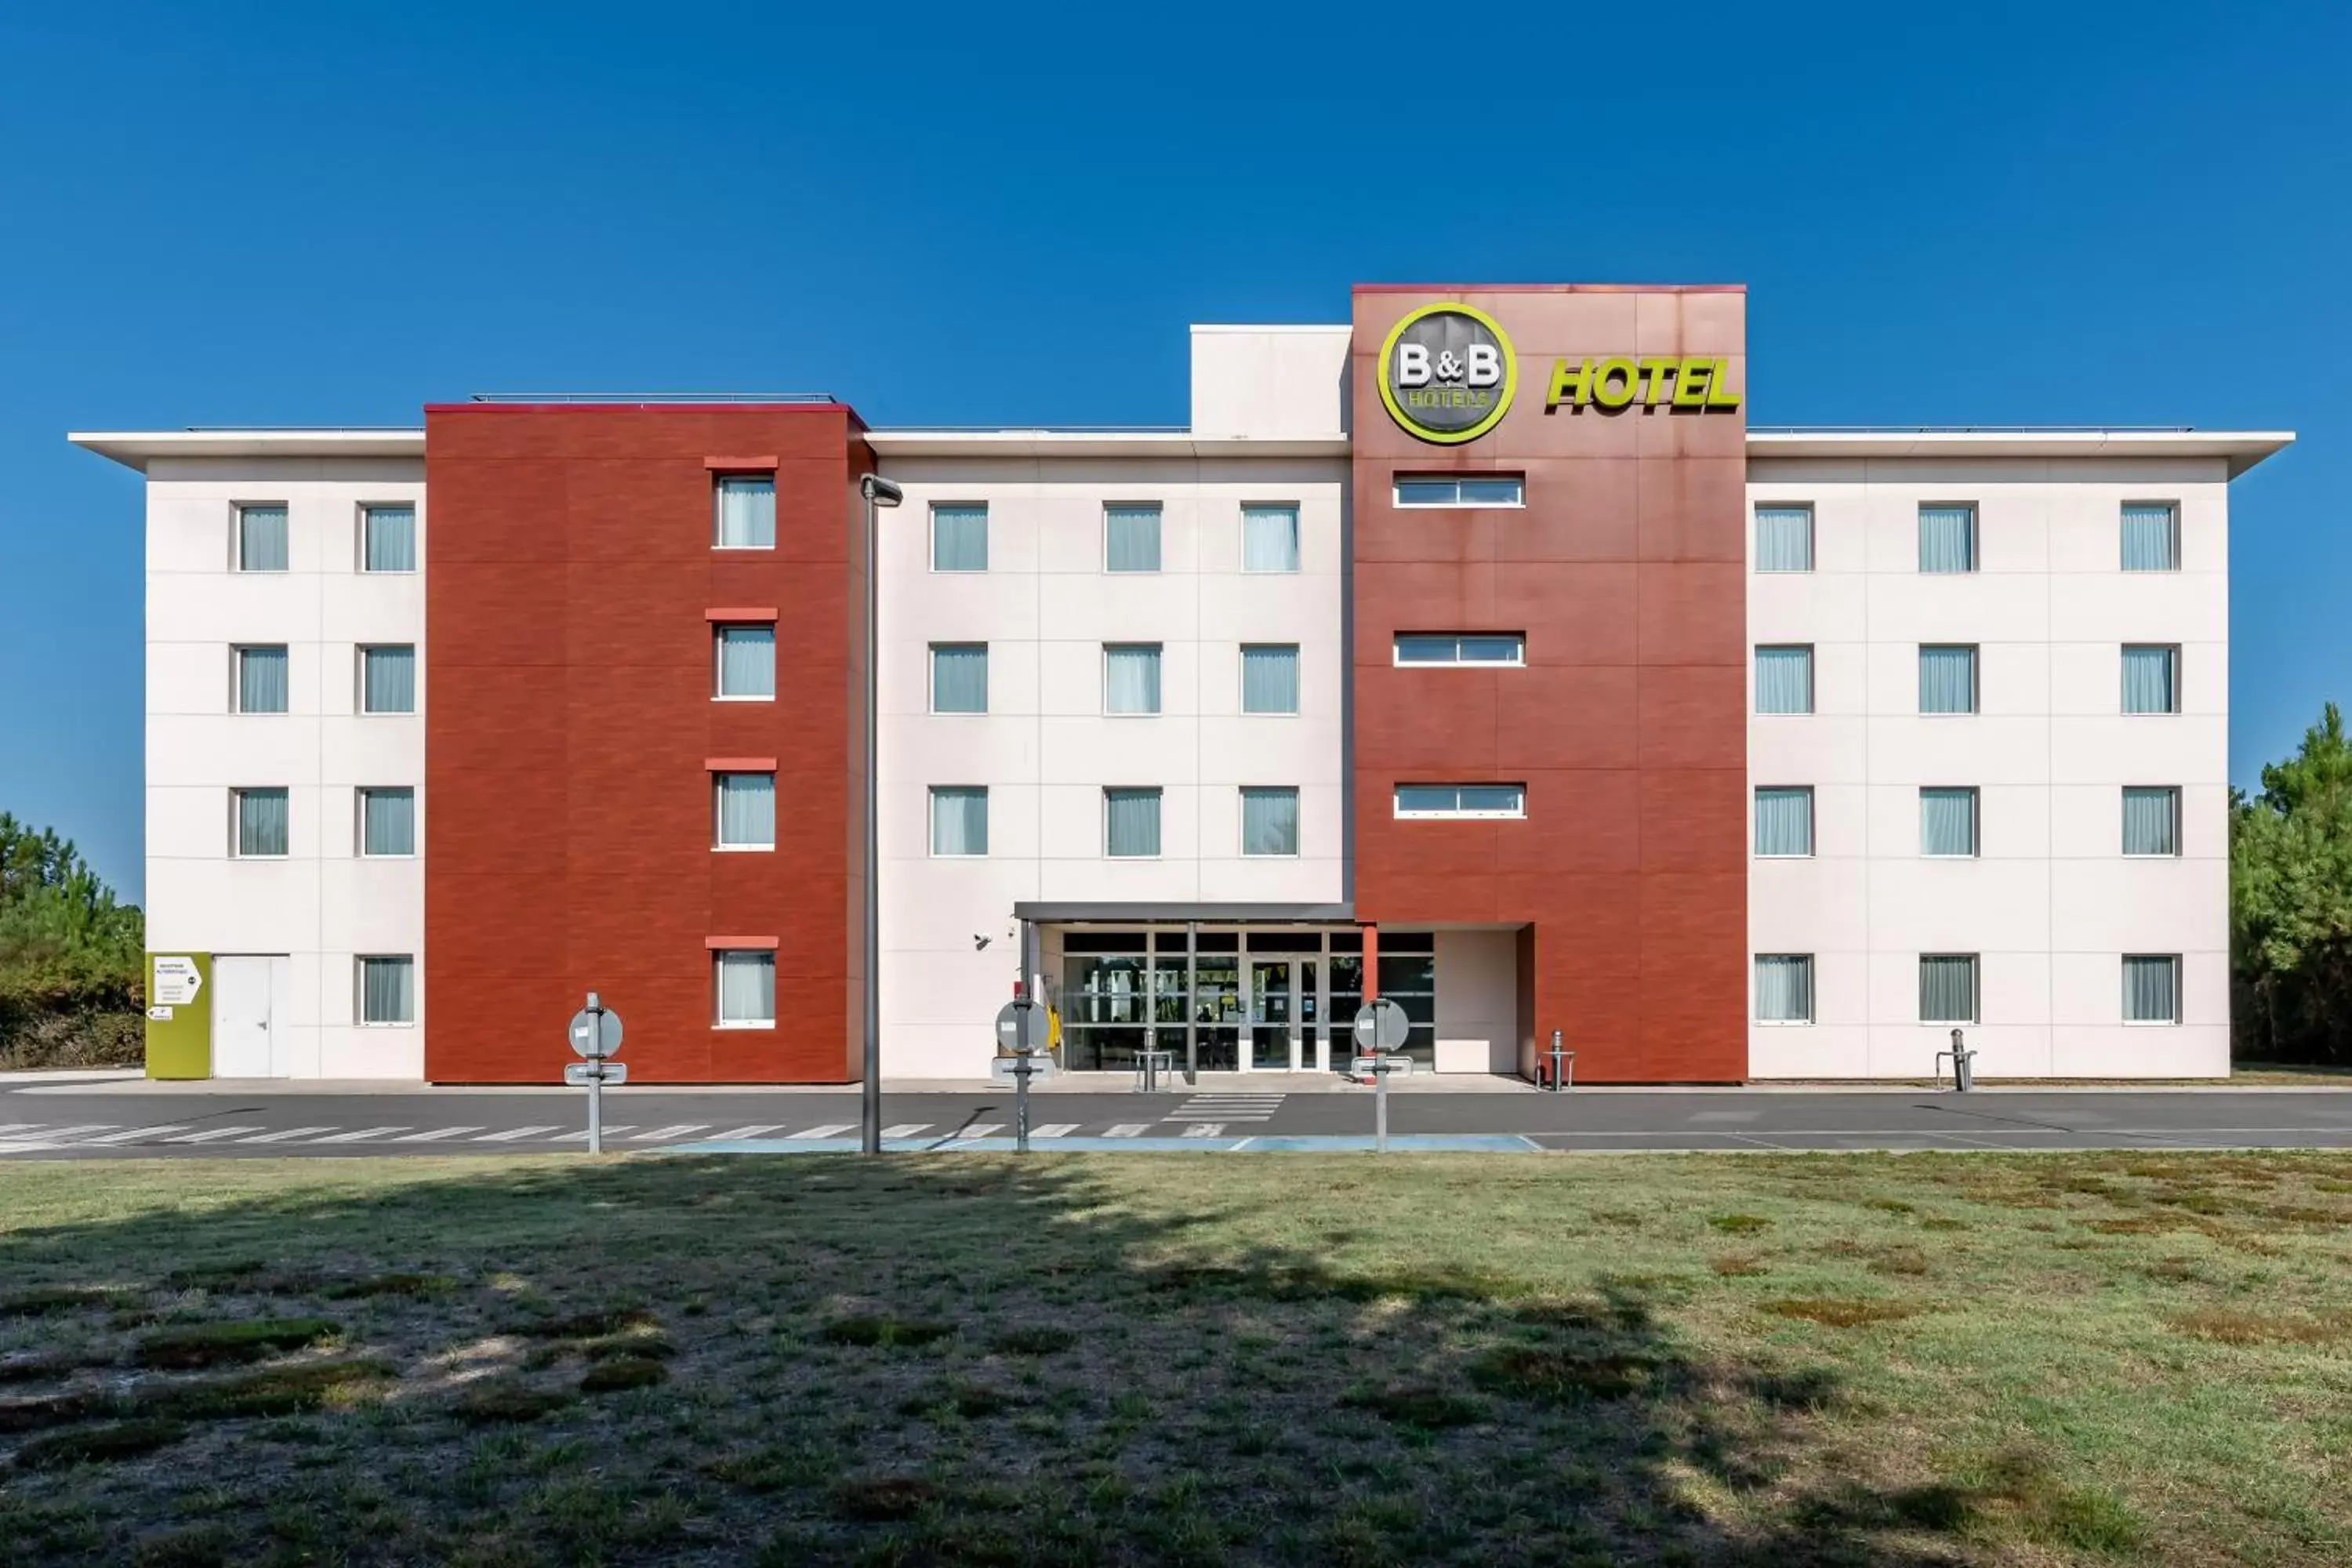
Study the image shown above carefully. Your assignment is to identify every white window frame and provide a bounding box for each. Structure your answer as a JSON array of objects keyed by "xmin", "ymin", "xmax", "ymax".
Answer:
[
  {"xmin": 1752, "ymin": 786, "xmax": 1814, "ymax": 859},
  {"xmin": 2120, "ymin": 501, "xmax": 2181, "ymax": 572},
  {"xmin": 2121, "ymin": 786, "xmax": 2183, "ymax": 858},
  {"xmin": 356, "ymin": 786, "xmax": 417, "ymax": 859},
  {"xmin": 231, "ymin": 644, "xmax": 289, "ymax": 716},
  {"xmin": 1918, "ymin": 954, "xmax": 1981, "ymax": 1025},
  {"xmin": 1752, "ymin": 954, "xmax": 1815, "ymax": 1025},
  {"xmin": 713, "ymin": 623, "xmax": 776, "ymax": 702},
  {"xmin": 355, "ymin": 955, "xmax": 416, "ymax": 1027},
  {"xmin": 1918, "ymin": 786, "xmax": 1981, "ymax": 859},
  {"xmin": 1392, "ymin": 475, "xmax": 1526, "ymax": 509},
  {"xmin": 713, "ymin": 772, "xmax": 777, "ymax": 852},
  {"xmin": 1102, "ymin": 643, "xmax": 1163, "ymax": 717},
  {"xmin": 1392, "ymin": 634, "xmax": 1526, "ymax": 668},
  {"xmin": 929, "ymin": 502, "xmax": 989, "ymax": 573},
  {"xmin": 713, "ymin": 949, "xmax": 777, "ymax": 1029},
  {"xmin": 1753, "ymin": 503, "xmax": 1815, "ymax": 573},
  {"xmin": 1240, "ymin": 503, "xmax": 1302, "ymax": 574},
  {"xmin": 1240, "ymin": 644, "xmax": 1301, "ymax": 716},
  {"xmin": 1102, "ymin": 787, "xmax": 1164, "ymax": 859},
  {"xmin": 358, "ymin": 644, "xmax": 417, "ymax": 716},
  {"xmin": 1753, "ymin": 644, "xmax": 1815, "ymax": 717},
  {"xmin": 1917, "ymin": 502, "xmax": 1979, "ymax": 574},
  {"xmin": 1239, "ymin": 786, "xmax": 1301, "ymax": 858},
  {"xmin": 358, "ymin": 503, "xmax": 418, "ymax": 575},
  {"xmin": 1102, "ymin": 503, "xmax": 1163, "ymax": 574},
  {"xmin": 1392, "ymin": 784, "xmax": 1526, "ymax": 821},
  {"xmin": 234, "ymin": 502, "xmax": 289, "ymax": 574},
  {"xmin": 1918, "ymin": 644, "xmax": 1980, "ymax": 717},
  {"xmin": 2122, "ymin": 954, "xmax": 2183, "ymax": 1026},
  {"xmin": 2122, "ymin": 644, "xmax": 2183, "ymax": 716},
  {"xmin": 928, "ymin": 786, "xmax": 989, "ymax": 858},
  {"xmin": 712, "ymin": 473, "xmax": 777, "ymax": 551},
  {"xmin": 230, "ymin": 787, "xmax": 289, "ymax": 860},
  {"xmin": 928, "ymin": 642, "xmax": 989, "ymax": 716}
]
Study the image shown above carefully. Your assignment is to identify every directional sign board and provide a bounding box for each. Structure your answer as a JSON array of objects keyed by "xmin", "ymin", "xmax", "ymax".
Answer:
[
  {"xmin": 995, "ymin": 999, "xmax": 1050, "ymax": 1054},
  {"xmin": 152, "ymin": 956, "xmax": 203, "ymax": 1007},
  {"xmin": 568, "ymin": 1007, "xmax": 623, "ymax": 1060},
  {"xmin": 1352, "ymin": 997, "xmax": 1410, "ymax": 1054},
  {"xmin": 565, "ymin": 1061, "xmax": 627, "ymax": 1087}
]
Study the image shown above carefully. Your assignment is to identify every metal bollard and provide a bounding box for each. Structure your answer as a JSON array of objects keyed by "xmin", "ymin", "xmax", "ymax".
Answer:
[
  {"xmin": 1936, "ymin": 1027, "xmax": 1976, "ymax": 1093},
  {"xmin": 1543, "ymin": 1029, "xmax": 1575, "ymax": 1092}
]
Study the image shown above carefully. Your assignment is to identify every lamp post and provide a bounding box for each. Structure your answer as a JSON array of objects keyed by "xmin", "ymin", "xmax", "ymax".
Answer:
[{"xmin": 858, "ymin": 474, "xmax": 902, "ymax": 1155}]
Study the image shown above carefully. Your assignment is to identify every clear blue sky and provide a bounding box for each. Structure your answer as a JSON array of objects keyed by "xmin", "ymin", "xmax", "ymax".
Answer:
[{"xmin": 3, "ymin": 2, "xmax": 2345, "ymax": 901}]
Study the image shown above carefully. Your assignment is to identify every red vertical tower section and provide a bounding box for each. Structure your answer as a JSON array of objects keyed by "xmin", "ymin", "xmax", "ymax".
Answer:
[
  {"xmin": 423, "ymin": 404, "xmax": 872, "ymax": 1083},
  {"xmin": 1351, "ymin": 286, "xmax": 1749, "ymax": 1081}
]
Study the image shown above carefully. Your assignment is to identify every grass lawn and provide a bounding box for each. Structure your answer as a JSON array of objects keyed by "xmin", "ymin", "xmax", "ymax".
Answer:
[{"xmin": 3, "ymin": 1152, "xmax": 2350, "ymax": 1566}]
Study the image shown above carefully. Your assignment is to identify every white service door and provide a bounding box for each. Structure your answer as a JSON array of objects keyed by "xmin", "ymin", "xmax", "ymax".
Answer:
[{"xmin": 212, "ymin": 955, "xmax": 290, "ymax": 1077}]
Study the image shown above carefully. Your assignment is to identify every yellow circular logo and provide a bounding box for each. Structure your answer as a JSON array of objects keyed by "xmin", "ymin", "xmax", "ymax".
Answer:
[{"xmin": 1377, "ymin": 303, "xmax": 1517, "ymax": 444}]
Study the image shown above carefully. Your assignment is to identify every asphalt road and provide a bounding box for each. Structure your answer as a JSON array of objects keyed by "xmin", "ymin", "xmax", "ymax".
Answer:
[{"xmin": 4, "ymin": 1082, "xmax": 2350, "ymax": 1157}]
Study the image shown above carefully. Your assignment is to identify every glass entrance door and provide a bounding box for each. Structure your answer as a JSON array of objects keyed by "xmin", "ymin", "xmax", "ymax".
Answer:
[{"xmin": 1248, "ymin": 960, "xmax": 1297, "ymax": 1070}]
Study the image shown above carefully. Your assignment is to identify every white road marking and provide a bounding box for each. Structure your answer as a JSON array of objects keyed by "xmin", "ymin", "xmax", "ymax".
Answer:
[
  {"xmin": 786, "ymin": 1124, "xmax": 854, "ymax": 1139},
  {"xmin": 712, "ymin": 1124, "xmax": 786, "ymax": 1140},
  {"xmin": 0, "ymin": 1124, "xmax": 44, "ymax": 1137},
  {"xmin": 163, "ymin": 1126, "xmax": 266, "ymax": 1144},
  {"xmin": 1162, "ymin": 1094, "xmax": 1284, "ymax": 1123},
  {"xmin": 1032, "ymin": 1123, "xmax": 1079, "ymax": 1138},
  {"xmin": 395, "ymin": 1127, "xmax": 487, "ymax": 1142},
  {"xmin": 1105, "ymin": 1123, "xmax": 1149, "ymax": 1138},
  {"xmin": 954, "ymin": 1123, "xmax": 1005, "ymax": 1138},
  {"xmin": 1181, "ymin": 1123, "xmax": 1226, "ymax": 1138},
  {"xmin": 880, "ymin": 1123, "xmax": 931, "ymax": 1138},
  {"xmin": 626, "ymin": 1124, "xmax": 710, "ymax": 1142},
  {"xmin": 237, "ymin": 1127, "xmax": 337, "ymax": 1144},
  {"xmin": 21, "ymin": 1124, "xmax": 115, "ymax": 1142},
  {"xmin": 74, "ymin": 1125, "xmax": 192, "ymax": 1144},
  {"xmin": 473, "ymin": 1125, "xmax": 561, "ymax": 1142},
  {"xmin": 310, "ymin": 1127, "xmax": 411, "ymax": 1144},
  {"xmin": 551, "ymin": 1126, "xmax": 633, "ymax": 1142}
]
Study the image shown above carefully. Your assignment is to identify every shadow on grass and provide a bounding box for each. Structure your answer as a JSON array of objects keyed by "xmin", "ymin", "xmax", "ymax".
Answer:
[{"xmin": 0, "ymin": 1157, "xmax": 1998, "ymax": 1565}]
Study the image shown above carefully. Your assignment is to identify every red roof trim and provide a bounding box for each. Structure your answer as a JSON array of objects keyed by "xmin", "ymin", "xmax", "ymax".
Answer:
[
  {"xmin": 705, "ymin": 935, "xmax": 780, "ymax": 950},
  {"xmin": 705, "ymin": 607, "xmax": 779, "ymax": 622}
]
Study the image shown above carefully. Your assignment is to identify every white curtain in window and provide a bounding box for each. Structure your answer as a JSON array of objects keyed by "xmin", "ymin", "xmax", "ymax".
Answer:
[
  {"xmin": 931, "ymin": 787, "xmax": 988, "ymax": 855},
  {"xmin": 717, "ymin": 626, "xmax": 775, "ymax": 698},
  {"xmin": 238, "ymin": 789, "xmax": 289, "ymax": 856},
  {"xmin": 363, "ymin": 506, "xmax": 416, "ymax": 572},
  {"xmin": 1105, "ymin": 506, "xmax": 1161, "ymax": 572},
  {"xmin": 1243, "ymin": 506, "xmax": 1300, "ymax": 572},
  {"xmin": 932, "ymin": 505, "xmax": 988, "ymax": 571},
  {"xmin": 1105, "ymin": 789, "xmax": 1161, "ymax": 856},
  {"xmin": 238, "ymin": 647, "xmax": 289, "ymax": 713},
  {"xmin": 1918, "ymin": 956, "xmax": 1978, "ymax": 1023},
  {"xmin": 360, "ymin": 956, "xmax": 414, "ymax": 1024},
  {"xmin": 1105, "ymin": 645, "xmax": 1161, "ymax": 713},
  {"xmin": 2122, "ymin": 646, "xmax": 2178, "ymax": 713},
  {"xmin": 2121, "ymin": 504, "xmax": 2178, "ymax": 572},
  {"xmin": 1753, "ymin": 787, "xmax": 1813, "ymax": 855},
  {"xmin": 717, "ymin": 773, "xmax": 775, "ymax": 847},
  {"xmin": 1755, "ymin": 956, "xmax": 1812, "ymax": 1022},
  {"xmin": 1918, "ymin": 646, "xmax": 1976, "ymax": 713},
  {"xmin": 1754, "ymin": 506, "xmax": 1812, "ymax": 572},
  {"xmin": 1755, "ymin": 647, "xmax": 1813, "ymax": 714},
  {"xmin": 715, "ymin": 476, "xmax": 775, "ymax": 547},
  {"xmin": 717, "ymin": 951, "xmax": 775, "ymax": 1023},
  {"xmin": 2122, "ymin": 786, "xmax": 2180, "ymax": 855},
  {"xmin": 362, "ymin": 788, "xmax": 414, "ymax": 855},
  {"xmin": 1918, "ymin": 506, "xmax": 1976, "ymax": 572},
  {"xmin": 2123, "ymin": 956, "xmax": 2179, "ymax": 1022},
  {"xmin": 1920, "ymin": 788, "xmax": 1977, "ymax": 856},
  {"xmin": 1241, "ymin": 788, "xmax": 1298, "ymax": 856},
  {"xmin": 364, "ymin": 647, "xmax": 416, "ymax": 713},
  {"xmin": 239, "ymin": 506, "xmax": 289, "ymax": 571},
  {"xmin": 1241, "ymin": 645, "xmax": 1299, "ymax": 713},
  {"xmin": 931, "ymin": 645, "xmax": 987, "ymax": 713}
]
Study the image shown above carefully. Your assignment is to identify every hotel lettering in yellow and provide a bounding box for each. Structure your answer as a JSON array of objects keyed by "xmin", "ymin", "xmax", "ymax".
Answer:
[{"xmin": 1546, "ymin": 356, "xmax": 1741, "ymax": 412}]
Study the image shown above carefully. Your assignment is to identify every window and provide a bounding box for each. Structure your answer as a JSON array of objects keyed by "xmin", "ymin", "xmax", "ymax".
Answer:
[
  {"xmin": 1241, "ymin": 787, "xmax": 1300, "ymax": 856},
  {"xmin": 1393, "ymin": 633, "xmax": 1525, "ymax": 666},
  {"xmin": 1753, "ymin": 787, "xmax": 1813, "ymax": 857},
  {"xmin": 1105, "ymin": 788, "xmax": 1163, "ymax": 857},
  {"xmin": 1375, "ymin": 930, "xmax": 1437, "ymax": 1065},
  {"xmin": 1393, "ymin": 784, "xmax": 1526, "ymax": 819},
  {"xmin": 361, "ymin": 505, "xmax": 416, "ymax": 572},
  {"xmin": 2122, "ymin": 644, "xmax": 2181, "ymax": 714},
  {"xmin": 931, "ymin": 503, "xmax": 988, "ymax": 572},
  {"xmin": 236, "ymin": 504, "xmax": 289, "ymax": 572},
  {"xmin": 1104, "ymin": 644, "xmax": 1162, "ymax": 714},
  {"xmin": 1918, "ymin": 955, "xmax": 1980, "ymax": 1024},
  {"xmin": 2121, "ymin": 503, "xmax": 2180, "ymax": 572},
  {"xmin": 359, "ymin": 787, "xmax": 415, "ymax": 857},
  {"xmin": 931, "ymin": 644, "xmax": 989, "ymax": 714},
  {"xmin": 1755, "ymin": 505, "xmax": 1813, "ymax": 572},
  {"xmin": 360, "ymin": 646, "xmax": 416, "ymax": 714},
  {"xmin": 715, "ymin": 950, "xmax": 775, "ymax": 1027},
  {"xmin": 1755, "ymin": 645, "xmax": 1814, "ymax": 715},
  {"xmin": 1242, "ymin": 505, "xmax": 1301, "ymax": 572},
  {"xmin": 1918, "ymin": 504, "xmax": 1976, "ymax": 572},
  {"xmin": 1918, "ymin": 644, "xmax": 1978, "ymax": 714},
  {"xmin": 358, "ymin": 956, "xmax": 415, "ymax": 1025},
  {"xmin": 232, "ymin": 788, "xmax": 289, "ymax": 858},
  {"xmin": 234, "ymin": 645, "xmax": 289, "ymax": 714},
  {"xmin": 2123, "ymin": 955, "xmax": 2181, "ymax": 1025},
  {"xmin": 1241, "ymin": 644, "xmax": 1299, "ymax": 714},
  {"xmin": 930, "ymin": 786, "xmax": 988, "ymax": 856},
  {"xmin": 2122, "ymin": 786, "xmax": 2182, "ymax": 857},
  {"xmin": 1920, "ymin": 787, "xmax": 1979, "ymax": 857},
  {"xmin": 713, "ymin": 474, "xmax": 775, "ymax": 548},
  {"xmin": 1392, "ymin": 475, "xmax": 1524, "ymax": 508},
  {"xmin": 714, "ymin": 625, "xmax": 775, "ymax": 700},
  {"xmin": 713, "ymin": 772, "xmax": 775, "ymax": 851},
  {"xmin": 1105, "ymin": 505, "xmax": 1161, "ymax": 572},
  {"xmin": 1754, "ymin": 956, "xmax": 1813, "ymax": 1023}
]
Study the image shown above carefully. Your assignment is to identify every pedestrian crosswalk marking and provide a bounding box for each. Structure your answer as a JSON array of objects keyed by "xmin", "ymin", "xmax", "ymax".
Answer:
[
  {"xmin": 474, "ymin": 1126, "xmax": 560, "ymax": 1142},
  {"xmin": 0, "ymin": 1124, "xmax": 42, "ymax": 1138},
  {"xmin": 394, "ymin": 1127, "xmax": 485, "ymax": 1142},
  {"xmin": 880, "ymin": 1123, "xmax": 931, "ymax": 1138},
  {"xmin": 1105, "ymin": 1123, "xmax": 1149, "ymax": 1138},
  {"xmin": 164, "ymin": 1126, "xmax": 264, "ymax": 1144},
  {"xmin": 238, "ymin": 1127, "xmax": 336, "ymax": 1144},
  {"xmin": 1033, "ymin": 1123, "xmax": 1079, "ymax": 1138},
  {"xmin": 1181, "ymin": 1122, "xmax": 1226, "ymax": 1138},
  {"xmin": 786, "ymin": 1124, "xmax": 854, "ymax": 1139},
  {"xmin": 954, "ymin": 1123, "xmax": 1004, "ymax": 1138},
  {"xmin": 713, "ymin": 1124, "xmax": 786, "ymax": 1140},
  {"xmin": 77, "ymin": 1125, "xmax": 191, "ymax": 1145},
  {"xmin": 552, "ymin": 1126, "xmax": 632, "ymax": 1142},
  {"xmin": 627, "ymin": 1124, "xmax": 710, "ymax": 1142},
  {"xmin": 1162, "ymin": 1094, "xmax": 1284, "ymax": 1123},
  {"xmin": 311, "ymin": 1127, "xmax": 410, "ymax": 1144},
  {"xmin": 26, "ymin": 1124, "xmax": 115, "ymax": 1142}
]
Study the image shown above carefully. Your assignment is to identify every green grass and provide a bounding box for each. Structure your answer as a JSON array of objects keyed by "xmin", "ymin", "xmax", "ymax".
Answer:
[{"xmin": 1, "ymin": 1152, "xmax": 2350, "ymax": 1563}]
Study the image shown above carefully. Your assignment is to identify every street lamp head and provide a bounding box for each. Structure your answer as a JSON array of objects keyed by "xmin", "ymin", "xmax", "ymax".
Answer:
[{"xmin": 861, "ymin": 474, "xmax": 903, "ymax": 507}]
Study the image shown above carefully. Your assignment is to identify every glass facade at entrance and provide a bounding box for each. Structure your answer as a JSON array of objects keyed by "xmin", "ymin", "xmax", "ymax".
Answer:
[{"xmin": 1056, "ymin": 927, "xmax": 1396, "ymax": 1074}]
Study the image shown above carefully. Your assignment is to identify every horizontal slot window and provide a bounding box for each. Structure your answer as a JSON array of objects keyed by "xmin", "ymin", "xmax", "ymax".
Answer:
[
  {"xmin": 1392, "ymin": 474, "xmax": 1523, "ymax": 509},
  {"xmin": 1393, "ymin": 633, "xmax": 1525, "ymax": 666},
  {"xmin": 1393, "ymin": 784, "xmax": 1524, "ymax": 820}
]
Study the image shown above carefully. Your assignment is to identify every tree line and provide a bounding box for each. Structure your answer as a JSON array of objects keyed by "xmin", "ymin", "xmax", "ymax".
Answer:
[
  {"xmin": 0, "ymin": 813, "xmax": 144, "ymax": 1069},
  {"xmin": 2233, "ymin": 703, "xmax": 2352, "ymax": 1065}
]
